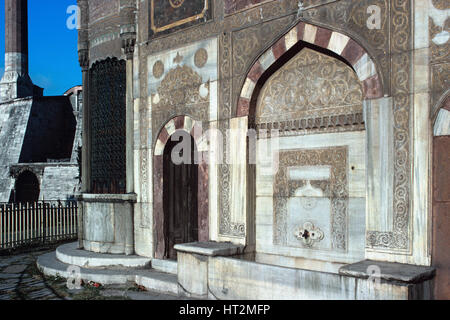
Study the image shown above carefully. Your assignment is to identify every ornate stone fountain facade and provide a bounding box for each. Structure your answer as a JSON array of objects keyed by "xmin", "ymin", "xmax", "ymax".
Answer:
[{"xmin": 71, "ymin": 0, "xmax": 449, "ymax": 299}]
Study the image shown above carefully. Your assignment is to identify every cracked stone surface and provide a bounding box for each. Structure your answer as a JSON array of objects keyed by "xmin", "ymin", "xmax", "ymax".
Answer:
[{"xmin": 0, "ymin": 249, "xmax": 188, "ymax": 300}]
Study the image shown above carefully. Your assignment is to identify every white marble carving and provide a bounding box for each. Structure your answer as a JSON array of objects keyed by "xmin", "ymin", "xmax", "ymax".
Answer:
[{"xmin": 294, "ymin": 222, "xmax": 325, "ymax": 247}]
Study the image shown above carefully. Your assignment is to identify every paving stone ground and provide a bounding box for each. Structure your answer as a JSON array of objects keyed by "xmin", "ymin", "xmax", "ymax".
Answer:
[{"xmin": 0, "ymin": 249, "xmax": 184, "ymax": 300}]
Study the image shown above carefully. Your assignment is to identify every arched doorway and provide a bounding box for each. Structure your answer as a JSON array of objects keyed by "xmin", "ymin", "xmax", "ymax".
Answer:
[
  {"xmin": 15, "ymin": 170, "xmax": 40, "ymax": 203},
  {"xmin": 163, "ymin": 131, "xmax": 198, "ymax": 260},
  {"xmin": 432, "ymin": 97, "xmax": 450, "ymax": 300},
  {"xmin": 153, "ymin": 115, "xmax": 209, "ymax": 260}
]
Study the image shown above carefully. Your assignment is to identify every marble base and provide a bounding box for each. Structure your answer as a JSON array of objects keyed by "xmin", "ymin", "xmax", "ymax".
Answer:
[
  {"xmin": 78, "ymin": 193, "xmax": 136, "ymax": 255},
  {"xmin": 206, "ymin": 257, "xmax": 435, "ymax": 300},
  {"xmin": 175, "ymin": 242, "xmax": 244, "ymax": 298},
  {"xmin": 174, "ymin": 241, "xmax": 435, "ymax": 299}
]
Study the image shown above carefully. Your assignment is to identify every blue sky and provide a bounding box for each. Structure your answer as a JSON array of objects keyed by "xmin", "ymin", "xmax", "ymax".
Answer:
[{"xmin": 0, "ymin": 0, "xmax": 81, "ymax": 96}]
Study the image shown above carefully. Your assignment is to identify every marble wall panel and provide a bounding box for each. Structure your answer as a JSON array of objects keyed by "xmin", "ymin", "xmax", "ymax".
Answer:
[
  {"xmin": 255, "ymin": 131, "xmax": 366, "ymax": 266},
  {"xmin": 434, "ymin": 109, "xmax": 450, "ymax": 136},
  {"xmin": 147, "ymin": 37, "xmax": 218, "ymax": 140},
  {"xmin": 83, "ymin": 202, "xmax": 114, "ymax": 243}
]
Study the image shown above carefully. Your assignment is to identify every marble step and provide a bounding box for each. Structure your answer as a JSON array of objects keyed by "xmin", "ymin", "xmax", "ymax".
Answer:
[
  {"xmin": 56, "ymin": 242, "xmax": 151, "ymax": 269},
  {"xmin": 37, "ymin": 251, "xmax": 179, "ymax": 295},
  {"xmin": 151, "ymin": 259, "xmax": 177, "ymax": 275}
]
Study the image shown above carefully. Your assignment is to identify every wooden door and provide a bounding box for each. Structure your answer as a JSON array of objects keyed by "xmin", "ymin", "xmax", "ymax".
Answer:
[
  {"xmin": 433, "ymin": 135, "xmax": 450, "ymax": 299},
  {"xmin": 163, "ymin": 134, "xmax": 198, "ymax": 260}
]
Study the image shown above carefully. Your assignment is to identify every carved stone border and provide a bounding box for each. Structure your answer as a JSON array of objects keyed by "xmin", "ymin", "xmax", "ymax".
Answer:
[
  {"xmin": 256, "ymin": 113, "xmax": 365, "ymax": 137},
  {"xmin": 365, "ymin": 0, "xmax": 412, "ymax": 252}
]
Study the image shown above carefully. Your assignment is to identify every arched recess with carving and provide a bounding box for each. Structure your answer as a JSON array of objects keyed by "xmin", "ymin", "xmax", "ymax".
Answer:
[
  {"xmin": 431, "ymin": 92, "xmax": 450, "ymax": 300},
  {"xmin": 153, "ymin": 115, "xmax": 209, "ymax": 259},
  {"xmin": 236, "ymin": 21, "xmax": 384, "ymax": 119},
  {"xmin": 234, "ymin": 20, "xmax": 385, "ymax": 264}
]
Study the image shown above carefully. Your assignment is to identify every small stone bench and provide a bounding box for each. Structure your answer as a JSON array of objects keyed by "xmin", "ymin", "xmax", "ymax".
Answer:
[{"xmin": 174, "ymin": 241, "xmax": 245, "ymax": 298}]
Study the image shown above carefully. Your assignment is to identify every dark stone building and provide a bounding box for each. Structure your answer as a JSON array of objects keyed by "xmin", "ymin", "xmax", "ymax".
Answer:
[{"xmin": 0, "ymin": 0, "xmax": 82, "ymax": 203}]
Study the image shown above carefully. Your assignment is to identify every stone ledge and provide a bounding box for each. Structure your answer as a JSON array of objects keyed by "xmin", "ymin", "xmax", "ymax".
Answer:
[
  {"xmin": 339, "ymin": 260, "xmax": 436, "ymax": 284},
  {"xmin": 174, "ymin": 242, "xmax": 245, "ymax": 257},
  {"xmin": 76, "ymin": 193, "xmax": 137, "ymax": 203}
]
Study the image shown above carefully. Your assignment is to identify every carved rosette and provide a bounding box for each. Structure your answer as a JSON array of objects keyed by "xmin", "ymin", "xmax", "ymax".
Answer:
[{"xmin": 294, "ymin": 222, "xmax": 325, "ymax": 248}]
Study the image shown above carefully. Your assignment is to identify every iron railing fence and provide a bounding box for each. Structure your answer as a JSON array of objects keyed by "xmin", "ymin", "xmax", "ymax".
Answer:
[{"xmin": 0, "ymin": 201, "xmax": 78, "ymax": 249}]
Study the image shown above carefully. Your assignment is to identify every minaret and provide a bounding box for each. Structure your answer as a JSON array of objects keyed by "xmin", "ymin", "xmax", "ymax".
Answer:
[{"xmin": 0, "ymin": 0, "xmax": 33, "ymax": 103}]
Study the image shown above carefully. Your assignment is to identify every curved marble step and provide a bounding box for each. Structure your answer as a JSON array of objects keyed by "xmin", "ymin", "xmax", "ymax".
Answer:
[
  {"xmin": 37, "ymin": 251, "xmax": 179, "ymax": 295},
  {"xmin": 56, "ymin": 242, "xmax": 151, "ymax": 269}
]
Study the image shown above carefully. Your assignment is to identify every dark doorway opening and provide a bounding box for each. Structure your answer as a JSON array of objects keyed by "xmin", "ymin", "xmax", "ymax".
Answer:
[
  {"xmin": 14, "ymin": 171, "xmax": 40, "ymax": 203},
  {"xmin": 163, "ymin": 132, "xmax": 198, "ymax": 260}
]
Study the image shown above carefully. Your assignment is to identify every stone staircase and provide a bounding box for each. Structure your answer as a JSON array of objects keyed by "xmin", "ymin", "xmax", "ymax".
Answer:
[{"xmin": 37, "ymin": 242, "xmax": 179, "ymax": 295}]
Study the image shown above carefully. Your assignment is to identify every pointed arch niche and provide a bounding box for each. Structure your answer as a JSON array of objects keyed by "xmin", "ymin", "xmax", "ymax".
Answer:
[{"xmin": 227, "ymin": 21, "xmax": 413, "ymax": 270}]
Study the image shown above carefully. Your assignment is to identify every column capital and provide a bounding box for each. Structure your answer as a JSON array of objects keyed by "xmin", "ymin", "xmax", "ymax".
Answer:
[
  {"xmin": 78, "ymin": 49, "xmax": 89, "ymax": 71},
  {"xmin": 121, "ymin": 37, "xmax": 136, "ymax": 60}
]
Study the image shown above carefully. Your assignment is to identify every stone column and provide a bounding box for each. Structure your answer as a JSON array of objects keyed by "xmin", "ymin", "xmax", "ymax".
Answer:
[
  {"xmin": 0, "ymin": 0, "xmax": 33, "ymax": 102},
  {"xmin": 78, "ymin": 0, "xmax": 90, "ymax": 194},
  {"xmin": 120, "ymin": 0, "xmax": 137, "ymax": 194},
  {"xmin": 125, "ymin": 54, "xmax": 135, "ymax": 194},
  {"xmin": 77, "ymin": 0, "xmax": 89, "ymax": 249},
  {"xmin": 120, "ymin": 0, "xmax": 137, "ymax": 254}
]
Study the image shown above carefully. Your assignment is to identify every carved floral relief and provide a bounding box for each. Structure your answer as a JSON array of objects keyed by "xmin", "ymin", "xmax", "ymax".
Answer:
[
  {"xmin": 274, "ymin": 147, "xmax": 349, "ymax": 251},
  {"xmin": 256, "ymin": 48, "xmax": 363, "ymax": 125}
]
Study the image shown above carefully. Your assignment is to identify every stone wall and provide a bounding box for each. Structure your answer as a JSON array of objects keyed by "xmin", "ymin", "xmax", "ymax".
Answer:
[
  {"xmin": 68, "ymin": 89, "xmax": 83, "ymax": 163},
  {"xmin": 0, "ymin": 98, "xmax": 33, "ymax": 202},
  {"xmin": 39, "ymin": 165, "xmax": 80, "ymax": 201},
  {"xmin": 19, "ymin": 97, "xmax": 76, "ymax": 163},
  {"xmin": 0, "ymin": 95, "xmax": 78, "ymax": 203}
]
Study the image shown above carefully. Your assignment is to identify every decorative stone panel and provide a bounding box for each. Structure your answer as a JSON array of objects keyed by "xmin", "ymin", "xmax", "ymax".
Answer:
[
  {"xmin": 274, "ymin": 147, "xmax": 349, "ymax": 251},
  {"xmin": 256, "ymin": 48, "xmax": 364, "ymax": 128},
  {"xmin": 148, "ymin": 0, "xmax": 212, "ymax": 39}
]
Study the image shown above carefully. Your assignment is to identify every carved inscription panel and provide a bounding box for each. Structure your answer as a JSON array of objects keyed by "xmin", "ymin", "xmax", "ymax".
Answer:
[{"xmin": 149, "ymin": 0, "xmax": 212, "ymax": 39}]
